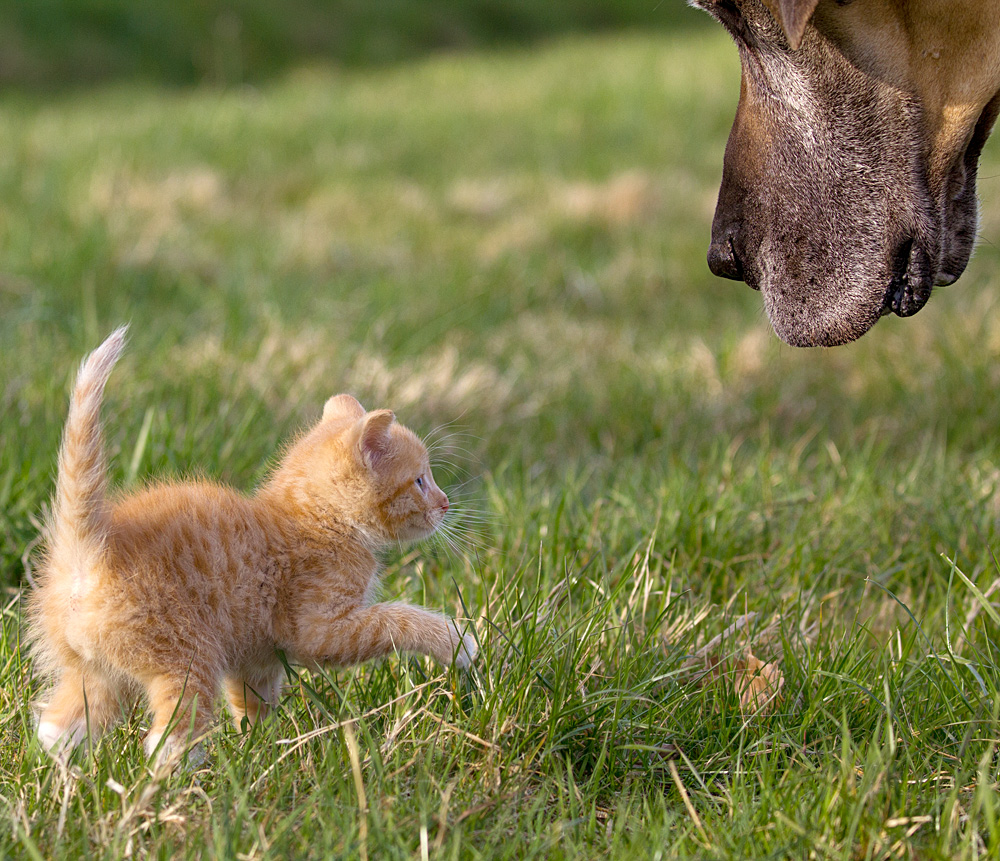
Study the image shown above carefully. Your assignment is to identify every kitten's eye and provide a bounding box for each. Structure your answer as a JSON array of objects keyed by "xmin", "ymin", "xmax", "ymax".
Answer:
[{"xmin": 415, "ymin": 475, "xmax": 425, "ymax": 491}]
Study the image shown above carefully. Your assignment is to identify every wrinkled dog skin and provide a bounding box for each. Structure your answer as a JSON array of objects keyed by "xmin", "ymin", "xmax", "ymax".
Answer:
[{"xmin": 692, "ymin": 0, "xmax": 1000, "ymax": 346}]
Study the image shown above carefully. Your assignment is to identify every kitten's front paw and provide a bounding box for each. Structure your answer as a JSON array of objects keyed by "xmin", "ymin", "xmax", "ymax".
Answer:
[{"xmin": 450, "ymin": 623, "xmax": 478, "ymax": 670}]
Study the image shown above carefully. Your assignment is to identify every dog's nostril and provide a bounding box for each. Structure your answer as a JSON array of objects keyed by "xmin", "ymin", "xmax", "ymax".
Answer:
[{"xmin": 708, "ymin": 234, "xmax": 745, "ymax": 282}]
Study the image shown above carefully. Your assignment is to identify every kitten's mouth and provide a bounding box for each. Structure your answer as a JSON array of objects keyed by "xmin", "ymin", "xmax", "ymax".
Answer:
[{"xmin": 423, "ymin": 510, "xmax": 448, "ymax": 533}]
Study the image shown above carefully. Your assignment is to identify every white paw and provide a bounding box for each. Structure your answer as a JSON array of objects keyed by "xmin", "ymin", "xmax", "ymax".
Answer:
[
  {"xmin": 146, "ymin": 731, "xmax": 206, "ymax": 769},
  {"xmin": 37, "ymin": 720, "xmax": 86, "ymax": 755},
  {"xmin": 451, "ymin": 626, "xmax": 479, "ymax": 670},
  {"xmin": 144, "ymin": 728, "xmax": 164, "ymax": 758}
]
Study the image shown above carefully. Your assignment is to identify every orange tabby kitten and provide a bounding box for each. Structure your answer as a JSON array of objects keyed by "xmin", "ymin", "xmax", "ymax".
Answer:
[{"xmin": 27, "ymin": 326, "xmax": 477, "ymax": 764}]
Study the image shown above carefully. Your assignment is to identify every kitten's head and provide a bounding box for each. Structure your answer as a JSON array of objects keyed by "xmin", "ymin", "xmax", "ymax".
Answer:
[{"xmin": 271, "ymin": 394, "xmax": 449, "ymax": 545}]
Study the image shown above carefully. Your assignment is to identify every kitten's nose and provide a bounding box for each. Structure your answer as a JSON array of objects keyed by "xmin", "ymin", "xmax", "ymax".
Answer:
[{"xmin": 439, "ymin": 494, "xmax": 449, "ymax": 513}]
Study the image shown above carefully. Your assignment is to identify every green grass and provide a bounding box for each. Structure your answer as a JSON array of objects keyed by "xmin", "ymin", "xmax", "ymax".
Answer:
[
  {"xmin": 4, "ymin": 22, "xmax": 1000, "ymax": 859},
  {"xmin": 0, "ymin": 0, "xmax": 702, "ymax": 88}
]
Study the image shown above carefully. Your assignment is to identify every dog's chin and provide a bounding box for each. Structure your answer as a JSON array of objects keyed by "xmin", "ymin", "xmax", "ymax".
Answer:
[
  {"xmin": 759, "ymin": 279, "xmax": 888, "ymax": 348},
  {"xmin": 765, "ymin": 305, "xmax": 882, "ymax": 348},
  {"xmin": 753, "ymin": 237, "xmax": 941, "ymax": 347}
]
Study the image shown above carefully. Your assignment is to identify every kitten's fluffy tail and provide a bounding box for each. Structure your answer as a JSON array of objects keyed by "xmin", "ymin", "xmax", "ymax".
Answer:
[{"xmin": 51, "ymin": 326, "xmax": 128, "ymax": 557}]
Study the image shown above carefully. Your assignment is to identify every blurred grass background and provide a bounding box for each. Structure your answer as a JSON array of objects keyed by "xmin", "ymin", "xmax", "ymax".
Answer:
[
  {"xmin": 4, "ymin": 2, "xmax": 1000, "ymax": 858},
  {"xmin": 0, "ymin": 0, "xmax": 703, "ymax": 87}
]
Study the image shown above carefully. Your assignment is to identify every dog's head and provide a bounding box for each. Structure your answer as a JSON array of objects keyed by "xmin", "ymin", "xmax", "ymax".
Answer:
[{"xmin": 693, "ymin": 0, "xmax": 1000, "ymax": 346}]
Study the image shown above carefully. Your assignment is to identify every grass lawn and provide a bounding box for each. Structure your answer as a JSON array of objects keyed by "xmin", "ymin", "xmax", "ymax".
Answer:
[{"xmin": 4, "ymin": 22, "xmax": 1000, "ymax": 859}]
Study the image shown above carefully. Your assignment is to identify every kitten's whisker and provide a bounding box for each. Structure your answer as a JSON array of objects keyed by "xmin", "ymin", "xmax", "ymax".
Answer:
[
  {"xmin": 444, "ymin": 503, "xmax": 492, "ymax": 522},
  {"xmin": 431, "ymin": 452, "xmax": 482, "ymax": 471},
  {"xmin": 425, "ymin": 420, "xmax": 478, "ymax": 442},
  {"xmin": 435, "ymin": 515, "xmax": 492, "ymax": 553},
  {"xmin": 427, "ymin": 435, "xmax": 484, "ymax": 463},
  {"xmin": 430, "ymin": 440, "xmax": 482, "ymax": 458},
  {"xmin": 426, "ymin": 431, "xmax": 475, "ymax": 450},
  {"xmin": 449, "ymin": 514, "xmax": 489, "ymax": 529},
  {"xmin": 424, "ymin": 423, "xmax": 481, "ymax": 457},
  {"xmin": 449, "ymin": 500, "xmax": 490, "ymax": 512},
  {"xmin": 445, "ymin": 478, "xmax": 484, "ymax": 497},
  {"xmin": 441, "ymin": 527, "xmax": 486, "ymax": 542},
  {"xmin": 436, "ymin": 534, "xmax": 462, "ymax": 560}
]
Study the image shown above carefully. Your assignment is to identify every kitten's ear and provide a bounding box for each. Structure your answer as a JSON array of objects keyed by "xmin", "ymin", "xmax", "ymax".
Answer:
[
  {"xmin": 323, "ymin": 394, "xmax": 366, "ymax": 422},
  {"xmin": 357, "ymin": 409, "xmax": 395, "ymax": 468}
]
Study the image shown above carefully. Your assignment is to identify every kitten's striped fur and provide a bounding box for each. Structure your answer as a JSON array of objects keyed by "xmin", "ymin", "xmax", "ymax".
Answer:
[{"xmin": 27, "ymin": 327, "xmax": 476, "ymax": 764}]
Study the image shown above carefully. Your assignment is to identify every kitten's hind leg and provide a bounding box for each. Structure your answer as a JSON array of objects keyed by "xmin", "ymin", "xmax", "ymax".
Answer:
[
  {"xmin": 36, "ymin": 667, "xmax": 123, "ymax": 757},
  {"xmin": 224, "ymin": 669, "xmax": 283, "ymax": 731},
  {"xmin": 144, "ymin": 671, "xmax": 216, "ymax": 767}
]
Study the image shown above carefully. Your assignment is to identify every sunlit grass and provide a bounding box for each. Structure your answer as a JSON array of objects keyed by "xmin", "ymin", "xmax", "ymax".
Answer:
[{"xmin": 3, "ymin": 27, "xmax": 1000, "ymax": 859}]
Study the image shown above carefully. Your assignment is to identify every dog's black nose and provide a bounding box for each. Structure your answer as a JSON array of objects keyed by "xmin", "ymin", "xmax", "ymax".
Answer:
[{"xmin": 707, "ymin": 232, "xmax": 744, "ymax": 281}]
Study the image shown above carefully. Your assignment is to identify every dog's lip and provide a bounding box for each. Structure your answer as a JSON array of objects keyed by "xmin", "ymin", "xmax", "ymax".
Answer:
[{"xmin": 883, "ymin": 238, "xmax": 933, "ymax": 318}]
